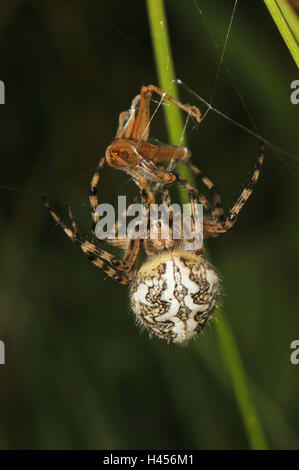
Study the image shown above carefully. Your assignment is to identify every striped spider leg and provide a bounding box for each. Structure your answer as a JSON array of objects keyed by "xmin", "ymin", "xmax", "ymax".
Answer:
[
  {"xmin": 147, "ymin": 142, "xmax": 264, "ymax": 238},
  {"xmin": 42, "ymin": 195, "xmax": 139, "ymax": 285}
]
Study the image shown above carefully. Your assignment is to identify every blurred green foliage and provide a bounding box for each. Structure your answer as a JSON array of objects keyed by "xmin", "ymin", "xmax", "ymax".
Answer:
[{"xmin": 0, "ymin": 0, "xmax": 298, "ymax": 449}]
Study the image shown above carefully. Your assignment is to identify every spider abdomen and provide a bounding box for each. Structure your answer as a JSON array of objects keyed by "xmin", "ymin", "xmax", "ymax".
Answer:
[{"xmin": 130, "ymin": 251, "xmax": 219, "ymax": 344}]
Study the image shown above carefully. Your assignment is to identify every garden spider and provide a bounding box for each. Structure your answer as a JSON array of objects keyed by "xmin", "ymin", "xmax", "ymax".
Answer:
[{"xmin": 43, "ymin": 86, "xmax": 264, "ymax": 344}]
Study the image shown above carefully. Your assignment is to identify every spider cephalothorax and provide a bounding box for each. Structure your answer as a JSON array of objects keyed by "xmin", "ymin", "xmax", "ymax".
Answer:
[{"xmin": 43, "ymin": 85, "xmax": 264, "ymax": 344}]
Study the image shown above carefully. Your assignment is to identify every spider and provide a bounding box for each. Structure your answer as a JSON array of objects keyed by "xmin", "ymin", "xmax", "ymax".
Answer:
[{"xmin": 43, "ymin": 86, "xmax": 264, "ymax": 344}]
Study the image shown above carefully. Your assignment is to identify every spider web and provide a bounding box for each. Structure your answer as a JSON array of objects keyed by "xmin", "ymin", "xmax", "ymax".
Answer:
[
  {"xmin": 0, "ymin": 0, "xmax": 298, "ymax": 204},
  {"xmin": 142, "ymin": 0, "xmax": 299, "ymax": 177}
]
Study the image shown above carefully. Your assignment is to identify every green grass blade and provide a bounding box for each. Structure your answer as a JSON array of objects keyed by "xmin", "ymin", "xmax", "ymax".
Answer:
[
  {"xmin": 146, "ymin": 0, "xmax": 268, "ymax": 450},
  {"xmin": 146, "ymin": 0, "xmax": 185, "ymax": 146},
  {"xmin": 216, "ymin": 310, "xmax": 268, "ymax": 449},
  {"xmin": 276, "ymin": 0, "xmax": 299, "ymax": 43},
  {"xmin": 264, "ymin": 0, "xmax": 299, "ymax": 67},
  {"xmin": 146, "ymin": 0, "xmax": 192, "ymax": 196}
]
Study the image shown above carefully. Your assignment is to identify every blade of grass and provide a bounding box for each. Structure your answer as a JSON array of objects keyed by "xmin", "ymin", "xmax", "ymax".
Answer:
[
  {"xmin": 145, "ymin": 0, "xmax": 193, "ymax": 197},
  {"xmin": 264, "ymin": 0, "xmax": 299, "ymax": 67},
  {"xmin": 146, "ymin": 0, "xmax": 268, "ymax": 450},
  {"xmin": 144, "ymin": 0, "xmax": 185, "ymax": 145},
  {"xmin": 216, "ymin": 308, "xmax": 268, "ymax": 449},
  {"xmin": 276, "ymin": 0, "xmax": 299, "ymax": 43}
]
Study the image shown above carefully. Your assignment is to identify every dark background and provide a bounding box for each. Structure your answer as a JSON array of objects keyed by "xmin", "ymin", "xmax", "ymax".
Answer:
[{"xmin": 0, "ymin": 0, "xmax": 298, "ymax": 449}]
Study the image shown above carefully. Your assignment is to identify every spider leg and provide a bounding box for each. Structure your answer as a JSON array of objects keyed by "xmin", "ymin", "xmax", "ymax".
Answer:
[
  {"xmin": 158, "ymin": 186, "xmax": 203, "ymax": 252},
  {"xmin": 115, "ymin": 195, "xmax": 139, "ymax": 237},
  {"xmin": 162, "ymin": 188, "xmax": 187, "ymax": 245},
  {"xmin": 122, "ymin": 238, "xmax": 141, "ymax": 276},
  {"xmin": 224, "ymin": 144, "xmax": 264, "ymax": 228},
  {"xmin": 130, "ymin": 169, "xmax": 156, "ymax": 205},
  {"xmin": 163, "ymin": 172, "xmax": 209, "ymax": 248},
  {"xmin": 160, "ymin": 185, "xmax": 200, "ymax": 248},
  {"xmin": 104, "ymin": 195, "xmax": 139, "ymax": 248},
  {"xmin": 68, "ymin": 205, "xmax": 79, "ymax": 235},
  {"xmin": 89, "ymin": 155, "xmax": 147, "ymax": 241},
  {"xmin": 170, "ymin": 172, "xmax": 211, "ymax": 212},
  {"xmin": 103, "ymin": 197, "xmax": 142, "ymax": 275},
  {"xmin": 89, "ymin": 156, "xmax": 106, "ymax": 235},
  {"xmin": 185, "ymin": 189, "xmax": 204, "ymax": 254},
  {"xmin": 187, "ymin": 162, "xmax": 224, "ymax": 221},
  {"xmin": 161, "ymin": 188, "xmax": 175, "ymax": 240},
  {"xmin": 69, "ymin": 199, "xmax": 140, "ymax": 277},
  {"xmin": 43, "ymin": 195, "xmax": 130, "ymax": 284},
  {"xmin": 203, "ymin": 144, "xmax": 264, "ymax": 237},
  {"xmin": 129, "ymin": 172, "xmax": 155, "ymax": 242}
]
